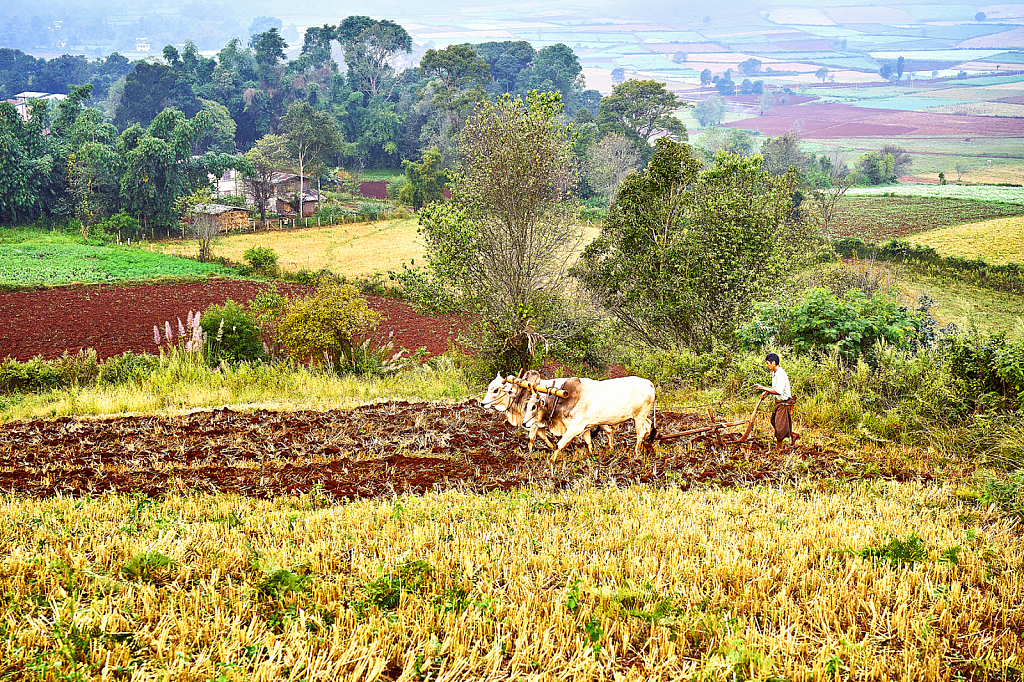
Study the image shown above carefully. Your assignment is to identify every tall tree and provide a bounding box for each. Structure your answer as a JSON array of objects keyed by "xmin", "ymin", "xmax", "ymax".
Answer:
[
  {"xmin": 598, "ymin": 79, "xmax": 688, "ymax": 148},
  {"xmin": 0, "ymin": 99, "xmax": 52, "ymax": 223},
  {"xmin": 525, "ymin": 43, "xmax": 584, "ymax": 113},
  {"xmin": 243, "ymin": 134, "xmax": 289, "ymax": 226},
  {"xmin": 400, "ymin": 91, "xmax": 581, "ymax": 371},
  {"xmin": 339, "ymin": 16, "xmax": 412, "ymax": 99},
  {"xmin": 280, "ymin": 100, "xmax": 344, "ymax": 203}
]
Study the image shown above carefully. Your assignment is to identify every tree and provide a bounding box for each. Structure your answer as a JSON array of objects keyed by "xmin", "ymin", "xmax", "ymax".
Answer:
[
  {"xmin": 525, "ymin": 44, "xmax": 585, "ymax": 114},
  {"xmin": 695, "ymin": 127, "xmax": 757, "ymax": 159},
  {"xmin": 197, "ymin": 99, "xmax": 236, "ymax": 153},
  {"xmin": 114, "ymin": 61, "xmax": 200, "ymax": 127},
  {"xmin": 575, "ymin": 138, "xmax": 811, "ymax": 350},
  {"xmin": 280, "ymin": 100, "xmax": 344, "ymax": 205},
  {"xmin": 976, "ymin": 11, "xmax": 987, "ymax": 21},
  {"xmin": 955, "ymin": 160, "xmax": 970, "ymax": 182},
  {"xmin": 700, "ymin": 69, "xmax": 713, "ymax": 86},
  {"xmin": 896, "ymin": 56, "xmax": 905, "ymax": 81},
  {"xmin": 759, "ymin": 90, "xmax": 775, "ymax": 115},
  {"xmin": 597, "ymin": 79, "xmax": 688, "ymax": 149},
  {"xmin": 716, "ymin": 76, "xmax": 736, "ymax": 96},
  {"xmin": 611, "ymin": 67, "xmax": 625, "ymax": 85},
  {"xmin": 243, "ymin": 134, "xmax": 289, "ymax": 226},
  {"xmin": 399, "ymin": 146, "xmax": 446, "ymax": 210},
  {"xmin": 879, "ymin": 62, "xmax": 897, "ymax": 82},
  {"xmin": 856, "ymin": 151, "xmax": 896, "ymax": 185},
  {"xmin": 879, "ymin": 143, "xmax": 912, "ymax": 176},
  {"xmin": 277, "ymin": 281, "xmax": 381, "ymax": 369},
  {"xmin": 810, "ymin": 155, "xmax": 854, "ymax": 242},
  {"xmin": 585, "ymin": 133, "xmax": 642, "ymax": 203},
  {"xmin": 761, "ymin": 131, "xmax": 810, "ymax": 175},
  {"xmin": 738, "ymin": 58, "xmax": 761, "ymax": 77},
  {"xmin": 400, "ymin": 91, "xmax": 581, "ymax": 372},
  {"xmin": 420, "ymin": 44, "xmax": 491, "ymax": 130},
  {"xmin": 0, "ymin": 100, "xmax": 52, "ymax": 224},
  {"xmin": 176, "ymin": 187, "xmax": 217, "ymax": 262},
  {"xmin": 339, "ymin": 16, "xmax": 412, "ymax": 98},
  {"xmin": 815, "ymin": 66, "xmax": 830, "ymax": 84},
  {"xmin": 693, "ymin": 95, "xmax": 726, "ymax": 127}
]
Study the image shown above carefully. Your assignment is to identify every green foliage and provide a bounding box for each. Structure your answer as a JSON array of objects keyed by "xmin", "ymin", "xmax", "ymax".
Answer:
[
  {"xmin": 577, "ymin": 139, "xmax": 813, "ymax": 351},
  {"xmin": 243, "ymin": 245, "xmax": 280, "ymax": 277},
  {"xmin": 857, "ymin": 532, "xmax": 928, "ymax": 567},
  {"xmin": 399, "ymin": 147, "xmax": 446, "ymax": 210},
  {"xmin": 597, "ymin": 79, "xmax": 688, "ymax": 148},
  {"xmin": 98, "ymin": 352, "xmax": 159, "ymax": 385},
  {"xmin": 120, "ymin": 551, "xmax": 175, "ymax": 583},
  {"xmin": 361, "ymin": 560, "xmax": 435, "ymax": 612},
  {"xmin": 200, "ymin": 300, "xmax": 266, "ymax": 365},
  {"xmin": 942, "ymin": 331, "xmax": 1024, "ymax": 413},
  {"xmin": 979, "ymin": 470, "xmax": 1024, "ymax": 519},
  {"xmin": 276, "ymin": 280, "xmax": 381, "ymax": 369},
  {"xmin": 256, "ymin": 569, "xmax": 311, "ymax": 600}
]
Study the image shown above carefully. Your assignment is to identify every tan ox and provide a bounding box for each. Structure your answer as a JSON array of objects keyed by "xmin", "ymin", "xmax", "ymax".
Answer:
[
  {"xmin": 480, "ymin": 371, "xmax": 612, "ymax": 453},
  {"xmin": 522, "ymin": 376, "xmax": 657, "ymax": 461}
]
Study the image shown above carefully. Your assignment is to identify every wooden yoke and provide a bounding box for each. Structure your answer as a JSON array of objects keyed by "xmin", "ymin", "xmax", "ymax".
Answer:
[{"xmin": 502, "ymin": 376, "xmax": 569, "ymax": 399}]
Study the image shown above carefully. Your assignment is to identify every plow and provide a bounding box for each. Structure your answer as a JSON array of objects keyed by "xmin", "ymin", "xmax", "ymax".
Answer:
[{"xmin": 654, "ymin": 396, "xmax": 766, "ymax": 447}]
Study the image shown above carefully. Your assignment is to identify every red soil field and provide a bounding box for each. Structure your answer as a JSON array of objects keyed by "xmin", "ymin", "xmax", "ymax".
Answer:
[
  {"xmin": 0, "ymin": 281, "xmax": 466, "ymax": 362},
  {"xmin": 724, "ymin": 102, "xmax": 1024, "ymax": 138},
  {"xmin": 0, "ymin": 400, "xmax": 949, "ymax": 501}
]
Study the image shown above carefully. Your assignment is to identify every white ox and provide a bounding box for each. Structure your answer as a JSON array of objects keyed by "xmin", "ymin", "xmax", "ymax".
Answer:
[
  {"xmin": 523, "ymin": 376, "xmax": 657, "ymax": 461},
  {"xmin": 481, "ymin": 371, "xmax": 612, "ymax": 453}
]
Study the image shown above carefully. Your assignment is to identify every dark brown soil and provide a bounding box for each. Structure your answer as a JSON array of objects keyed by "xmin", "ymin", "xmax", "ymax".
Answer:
[
  {"xmin": 0, "ymin": 401, "xmax": 958, "ymax": 501},
  {"xmin": 0, "ymin": 281, "xmax": 466, "ymax": 362}
]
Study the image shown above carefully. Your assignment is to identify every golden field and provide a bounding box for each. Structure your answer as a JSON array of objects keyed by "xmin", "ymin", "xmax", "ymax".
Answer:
[
  {"xmin": 173, "ymin": 219, "xmax": 426, "ymax": 279},
  {"xmin": 911, "ymin": 215, "xmax": 1024, "ymax": 265},
  {"xmin": 0, "ymin": 481, "xmax": 1020, "ymax": 681}
]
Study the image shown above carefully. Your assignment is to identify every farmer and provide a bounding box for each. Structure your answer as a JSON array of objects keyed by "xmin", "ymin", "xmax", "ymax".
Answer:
[{"xmin": 754, "ymin": 353, "xmax": 800, "ymax": 448}]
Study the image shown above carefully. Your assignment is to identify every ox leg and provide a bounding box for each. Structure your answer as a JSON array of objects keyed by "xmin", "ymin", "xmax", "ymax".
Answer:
[
  {"xmin": 602, "ymin": 425, "xmax": 615, "ymax": 450},
  {"xmin": 634, "ymin": 414, "xmax": 653, "ymax": 455},
  {"xmin": 552, "ymin": 426, "xmax": 586, "ymax": 463}
]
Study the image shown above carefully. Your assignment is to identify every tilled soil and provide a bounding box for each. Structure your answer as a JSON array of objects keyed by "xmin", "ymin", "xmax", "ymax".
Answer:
[
  {"xmin": 0, "ymin": 281, "xmax": 466, "ymax": 361},
  {"xmin": 0, "ymin": 401, "xmax": 951, "ymax": 501}
]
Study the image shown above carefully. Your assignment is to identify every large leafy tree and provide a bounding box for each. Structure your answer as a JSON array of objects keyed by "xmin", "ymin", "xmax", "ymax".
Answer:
[
  {"xmin": 575, "ymin": 138, "xmax": 812, "ymax": 350},
  {"xmin": 524, "ymin": 44, "xmax": 584, "ymax": 113},
  {"xmin": 0, "ymin": 99, "xmax": 52, "ymax": 223},
  {"xmin": 338, "ymin": 16, "xmax": 412, "ymax": 99},
  {"xmin": 597, "ymin": 79, "xmax": 688, "ymax": 151},
  {"xmin": 475, "ymin": 41, "xmax": 535, "ymax": 95},
  {"xmin": 114, "ymin": 60, "xmax": 200, "ymax": 128},
  {"xmin": 399, "ymin": 146, "xmax": 446, "ymax": 210},
  {"xmin": 243, "ymin": 134, "xmax": 289, "ymax": 227}
]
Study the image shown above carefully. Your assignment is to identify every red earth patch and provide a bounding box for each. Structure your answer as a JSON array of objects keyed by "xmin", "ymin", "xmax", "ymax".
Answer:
[{"xmin": 0, "ymin": 281, "xmax": 466, "ymax": 362}]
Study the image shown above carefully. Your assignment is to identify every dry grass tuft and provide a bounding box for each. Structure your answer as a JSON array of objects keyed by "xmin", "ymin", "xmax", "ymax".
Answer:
[{"xmin": 0, "ymin": 482, "xmax": 1020, "ymax": 680}]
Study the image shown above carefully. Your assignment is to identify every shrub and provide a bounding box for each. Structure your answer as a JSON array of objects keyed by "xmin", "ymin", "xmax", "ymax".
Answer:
[
  {"xmin": 243, "ymin": 245, "xmax": 280, "ymax": 278},
  {"xmin": 276, "ymin": 281, "xmax": 381, "ymax": 370},
  {"xmin": 98, "ymin": 352, "xmax": 159, "ymax": 385},
  {"xmin": 0, "ymin": 356, "xmax": 62, "ymax": 393},
  {"xmin": 200, "ymin": 300, "xmax": 265, "ymax": 364}
]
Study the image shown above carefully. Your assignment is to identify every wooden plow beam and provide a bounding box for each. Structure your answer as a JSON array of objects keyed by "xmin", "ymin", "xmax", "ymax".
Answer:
[
  {"xmin": 657, "ymin": 395, "xmax": 766, "ymax": 446},
  {"xmin": 502, "ymin": 376, "xmax": 570, "ymax": 399}
]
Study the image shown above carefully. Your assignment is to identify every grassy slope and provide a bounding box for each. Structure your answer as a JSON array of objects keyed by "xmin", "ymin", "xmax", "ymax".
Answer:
[
  {"xmin": 0, "ymin": 481, "xmax": 1017, "ymax": 681},
  {"xmin": 0, "ymin": 232, "xmax": 237, "ymax": 287},
  {"xmin": 900, "ymin": 271, "xmax": 1024, "ymax": 336},
  {"xmin": 911, "ymin": 215, "xmax": 1024, "ymax": 264}
]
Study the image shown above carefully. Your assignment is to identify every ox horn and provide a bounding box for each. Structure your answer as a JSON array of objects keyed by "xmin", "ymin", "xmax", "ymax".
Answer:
[{"xmin": 502, "ymin": 375, "xmax": 569, "ymax": 399}]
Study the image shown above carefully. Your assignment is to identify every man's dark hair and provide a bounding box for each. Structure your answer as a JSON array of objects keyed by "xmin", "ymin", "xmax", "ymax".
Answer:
[{"xmin": 765, "ymin": 353, "xmax": 780, "ymax": 365}]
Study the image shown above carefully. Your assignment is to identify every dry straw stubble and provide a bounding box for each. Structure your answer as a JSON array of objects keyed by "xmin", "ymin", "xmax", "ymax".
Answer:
[{"xmin": 0, "ymin": 481, "xmax": 1021, "ymax": 681}]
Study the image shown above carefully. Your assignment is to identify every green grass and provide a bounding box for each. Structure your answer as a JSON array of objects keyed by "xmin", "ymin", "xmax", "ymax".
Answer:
[
  {"xmin": 910, "ymin": 215, "xmax": 1024, "ymax": 265},
  {"xmin": 0, "ymin": 231, "xmax": 237, "ymax": 288},
  {"xmin": 358, "ymin": 169, "xmax": 404, "ymax": 181},
  {"xmin": 900, "ymin": 271, "xmax": 1024, "ymax": 337},
  {"xmin": 847, "ymin": 185, "xmax": 1024, "ymax": 204},
  {"xmin": 833, "ymin": 195, "xmax": 1024, "ymax": 242}
]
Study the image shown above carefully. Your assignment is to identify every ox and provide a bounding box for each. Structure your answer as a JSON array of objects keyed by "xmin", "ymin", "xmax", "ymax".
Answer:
[
  {"xmin": 523, "ymin": 376, "xmax": 657, "ymax": 461},
  {"xmin": 481, "ymin": 371, "xmax": 612, "ymax": 453}
]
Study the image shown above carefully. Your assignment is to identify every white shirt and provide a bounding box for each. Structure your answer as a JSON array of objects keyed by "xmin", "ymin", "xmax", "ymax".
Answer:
[{"xmin": 771, "ymin": 366, "xmax": 792, "ymax": 401}]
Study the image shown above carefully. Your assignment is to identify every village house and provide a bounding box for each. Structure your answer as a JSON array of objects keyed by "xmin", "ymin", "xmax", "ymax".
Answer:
[{"xmin": 192, "ymin": 204, "xmax": 250, "ymax": 233}]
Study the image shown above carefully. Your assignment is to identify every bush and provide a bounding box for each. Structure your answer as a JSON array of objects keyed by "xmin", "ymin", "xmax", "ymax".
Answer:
[
  {"xmin": 0, "ymin": 356, "xmax": 63, "ymax": 393},
  {"xmin": 98, "ymin": 352, "xmax": 159, "ymax": 385},
  {"xmin": 200, "ymin": 300, "xmax": 265, "ymax": 365},
  {"xmin": 276, "ymin": 281, "xmax": 381, "ymax": 370},
  {"xmin": 243, "ymin": 245, "xmax": 280, "ymax": 278}
]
